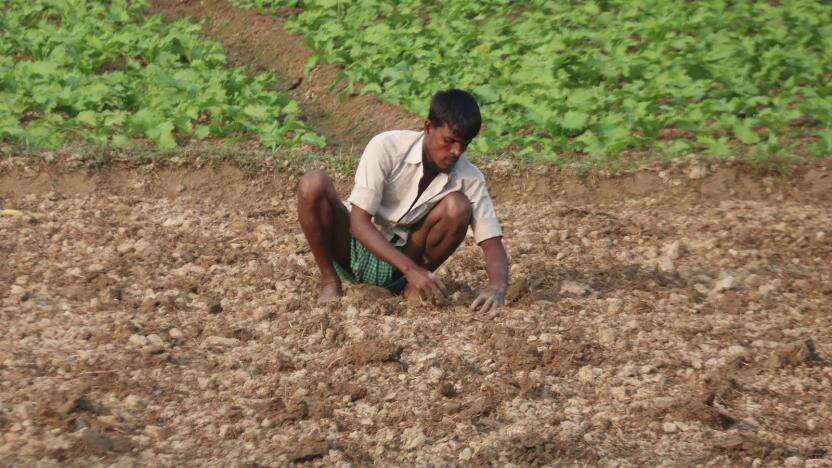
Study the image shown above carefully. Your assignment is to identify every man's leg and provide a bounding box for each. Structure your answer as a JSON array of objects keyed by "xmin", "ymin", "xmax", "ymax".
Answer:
[
  {"xmin": 400, "ymin": 192, "xmax": 472, "ymax": 295},
  {"xmin": 296, "ymin": 170, "xmax": 351, "ymax": 303}
]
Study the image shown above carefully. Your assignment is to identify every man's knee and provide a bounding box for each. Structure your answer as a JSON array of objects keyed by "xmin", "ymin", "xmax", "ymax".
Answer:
[
  {"xmin": 297, "ymin": 170, "xmax": 330, "ymax": 202},
  {"xmin": 443, "ymin": 191, "xmax": 472, "ymax": 224}
]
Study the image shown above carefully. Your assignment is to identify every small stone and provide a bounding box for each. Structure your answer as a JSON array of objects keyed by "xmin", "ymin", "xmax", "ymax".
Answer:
[
  {"xmin": 598, "ymin": 329, "xmax": 616, "ymax": 346},
  {"xmin": 123, "ymin": 395, "xmax": 145, "ymax": 411},
  {"xmin": 141, "ymin": 344, "xmax": 165, "ymax": 355},
  {"xmin": 203, "ymin": 336, "xmax": 239, "ymax": 348},
  {"xmin": 168, "ymin": 328, "xmax": 183, "ymax": 340},
  {"xmin": 144, "ymin": 425, "xmax": 164, "ymax": 440},
  {"xmin": 656, "ymin": 256, "xmax": 675, "ymax": 273},
  {"xmin": 345, "ymin": 306, "xmax": 360, "ymax": 319},
  {"xmin": 617, "ymin": 363, "xmax": 637, "ymax": 377},
  {"xmin": 711, "ymin": 275, "xmax": 735, "ymax": 294},
  {"xmin": 669, "ymin": 293, "xmax": 689, "ymax": 305},
  {"xmin": 146, "ymin": 334, "xmax": 163, "ymax": 345},
  {"xmin": 560, "ymin": 280, "xmax": 591, "ymax": 296},
  {"xmin": 77, "ymin": 427, "xmax": 114, "ymax": 453},
  {"xmin": 356, "ymin": 403, "xmax": 379, "ymax": 419},
  {"xmin": 694, "ymin": 283, "xmax": 710, "ymax": 294},
  {"xmin": 606, "ymin": 298, "xmax": 623, "ymax": 314},
  {"xmin": 402, "ymin": 427, "xmax": 427, "ymax": 450},
  {"xmin": 577, "ymin": 365, "xmax": 601, "ymax": 384},
  {"xmin": 662, "ymin": 422, "xmax": 678, "ymax": 433},
  {"xmin": 725, "ymin": 345, "xmax": 747, "ymax": 357},
  {"xmin": 687, "ymin": 165, "xmax": 707, "ymax": 179},
  {"xmin": 128, "ymin": 334, "xmax": 147, "ymax": 347},
  {"xmin": 116, "ymin": 241, "xmax": 133, "ymax": 254},
  {"xmin": 662, "ymin": 240, "xmax": 684, "ymax": 260},
  {"xmin": 758, "ymin": 283, "xmax": 776, "ymax": 296},
  {"xmin": 784, "ymin": 456, "xmax": 803, "ymax": 467},
  {"xmin": 459, "ymin": 447, "xmax": 473, "ymax": 461},
  {"xmin": 610, "ymin": 387, "xmax": 628, "ymax": 400}
]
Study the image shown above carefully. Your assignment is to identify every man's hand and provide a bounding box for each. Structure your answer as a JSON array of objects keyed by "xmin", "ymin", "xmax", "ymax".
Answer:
[
  {"xmin": 473, "ymin": 237, "xmax": 508, "ymax": 312},
  {"xmin": 470, "ymin": 285, "xmax": 506, "ymax": 312},
  {"xmin": 404, "ymin": 267, "xmax": 446, "ymax": 302}
]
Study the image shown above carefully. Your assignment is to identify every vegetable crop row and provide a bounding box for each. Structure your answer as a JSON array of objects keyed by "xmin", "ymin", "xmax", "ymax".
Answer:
[
  {"xmin": 0, "ymin": 0, "xmax": 324, "ymax": 150},
  {"xmin": 232, "ymin": 0, "xmax": 832, "ymax": 161}
]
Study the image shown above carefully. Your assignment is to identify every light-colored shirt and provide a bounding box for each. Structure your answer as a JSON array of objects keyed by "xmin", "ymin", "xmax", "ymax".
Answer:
[{"xmin": 347, "ymin": 130, "xmax": 503, "ymax": 247}]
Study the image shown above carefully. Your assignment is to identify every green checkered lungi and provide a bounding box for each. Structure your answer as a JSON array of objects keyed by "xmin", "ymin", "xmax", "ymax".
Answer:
[{"xmin": 332, "ymin": 237, "xmax": 407, "ymax": 294}]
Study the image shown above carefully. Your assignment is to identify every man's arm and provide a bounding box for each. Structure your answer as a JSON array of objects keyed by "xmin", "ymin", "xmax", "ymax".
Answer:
[
  {"xmin": 350, "ymin": 206, "xmax": 444, "ymax": 300},
  {"xmin": 470, "ymin": 236, "xmax": 509, "ymax": 312}
]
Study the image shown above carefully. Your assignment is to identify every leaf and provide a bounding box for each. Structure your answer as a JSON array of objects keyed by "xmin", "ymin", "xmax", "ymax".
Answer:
[
  {"xmin": 667, "ymin": 140, "xmax": 691, "ymax": 155},
  {"xmin": 816, "ymin": 129, "xmax": 832, "ymax": 151},
  {"xmin": 472, "ymin": 85, "xmax": 499, "ymax": 104},
  {"xmin": 194, "ymin": 125, "xmax": 211, "ymax": 139},
  {"xmin": 304, "ymin": 55, "xmax": 319, "ymax": 75},
  {"xmin": 561, "ymin": 111, "xmax": 589, "ymax": 131},
  {"xmin": 30, "ymin": 61, "xmax": 59, "ymax": 76},
  {"xmin": 734, "ymin": 121, "xmax": 760, "ymax": 144},
  {"xmin": 147, "ymin": 121, "xmax": 177, "ymax": 150},
  {"xmin": 243, "ymin": 105, "xmax": 269, "ymax": 121},
  {"xmin": 301, "ymin": 132, "xmax": 326, "ymax": 148},
  {"xmin": 76, "ymin": 110, "xmax": 97, "ymax": 126},
  {"xmin": 282, "ymin": 100, "xmax": 299, "ymax": 115},
  {"xmin": 111, "ymin": 134, "xmax": 130, "ymax": 147}
]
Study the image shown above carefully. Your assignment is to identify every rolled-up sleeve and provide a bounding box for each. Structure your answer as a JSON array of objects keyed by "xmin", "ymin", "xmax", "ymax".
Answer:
[
  {"xmin": 464, "ymin": 176, "xmax": 503, "ymax": 244},
  {"xmin": 348, "ymin": 136, "xmax": 390, "ymax": 215}
]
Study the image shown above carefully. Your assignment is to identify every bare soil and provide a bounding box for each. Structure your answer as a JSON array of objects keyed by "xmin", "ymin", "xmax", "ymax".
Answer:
[{"xmin": 1, "ymin": 163, "xmax": 830, "ymax": 466}]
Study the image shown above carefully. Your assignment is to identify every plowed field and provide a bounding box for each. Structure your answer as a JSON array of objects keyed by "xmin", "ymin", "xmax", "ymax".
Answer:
[{"xmin": 2, "ymin": 164, "xmax": 830, "ymax": 466}]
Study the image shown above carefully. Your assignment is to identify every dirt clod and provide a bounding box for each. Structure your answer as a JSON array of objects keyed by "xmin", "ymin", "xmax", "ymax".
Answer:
[
  {"xmin": 343, "ymin": 339, "xmax": 401, "ymax": 365},
  {"xmin": 287, "ymin": 439, "xmax": 328, "ymax": 463},
  {"xmin": 437, "ymin": 381, "xmax": 457, "ymax": 398},
  {"xmin": 764, "ymin": 339, "xmax": 822, "ymax": 369}
]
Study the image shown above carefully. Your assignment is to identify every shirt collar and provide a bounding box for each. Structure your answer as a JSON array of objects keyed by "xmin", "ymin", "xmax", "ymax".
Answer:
[{"xmin": 404, "ymin": 132, "xmax": 424, "ymax": 164}]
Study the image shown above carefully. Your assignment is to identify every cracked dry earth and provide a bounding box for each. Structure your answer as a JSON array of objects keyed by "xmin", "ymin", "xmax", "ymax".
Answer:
[{"xmin": 1, "ymin": 171, "xmax": 831, "ymax": 466}]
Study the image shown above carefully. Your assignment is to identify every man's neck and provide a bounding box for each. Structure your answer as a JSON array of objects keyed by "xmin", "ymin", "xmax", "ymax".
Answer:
[{"xmin": 421, "ymin": 148, "xmax": 440, "ymax": 178}]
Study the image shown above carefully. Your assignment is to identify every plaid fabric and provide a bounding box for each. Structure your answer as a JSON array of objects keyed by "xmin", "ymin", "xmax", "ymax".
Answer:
[{"xmin": 332, "ymin": 237, "xmax": 407, "ymax": 293}]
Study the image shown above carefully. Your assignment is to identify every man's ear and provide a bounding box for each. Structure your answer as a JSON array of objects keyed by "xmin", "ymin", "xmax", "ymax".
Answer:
[{"xmin": 424, "ymin": 120, "xmax": 433, "ymax": 134}]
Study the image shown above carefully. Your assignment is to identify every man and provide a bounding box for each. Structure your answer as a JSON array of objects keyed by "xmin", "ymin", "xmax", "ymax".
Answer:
[{"xmin": 296, "ymin": 89, "xmax": 508, "ymax": 312}]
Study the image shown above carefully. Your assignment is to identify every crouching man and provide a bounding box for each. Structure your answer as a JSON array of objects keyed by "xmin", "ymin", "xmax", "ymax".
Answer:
[{"xmin": 297, "ymin": 89, "xmax": 508, "ymax": 312}]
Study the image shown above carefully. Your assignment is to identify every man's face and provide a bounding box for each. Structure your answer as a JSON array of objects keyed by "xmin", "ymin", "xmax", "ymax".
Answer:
[{"xmin": 423, "ymin": 122, "xmax": 471, "ymax": 173}]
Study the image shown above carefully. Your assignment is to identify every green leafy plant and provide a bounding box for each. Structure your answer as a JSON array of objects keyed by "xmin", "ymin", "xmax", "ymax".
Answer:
[
  {"xmin": 231, "ymin": 0, "xmax": 831, "ymax": 163},
  {"xmin": 0, "ymin": 0, "xmax": 323, "ymax": 150}
]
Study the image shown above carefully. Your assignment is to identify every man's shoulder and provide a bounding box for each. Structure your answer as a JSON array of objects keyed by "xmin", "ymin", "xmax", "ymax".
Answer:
[
  {"xmin": 453, "ymin": 155, "xmax": 487, "ymax": 182},
  {"xmin": 367, "ymin": 130, "xmax": 423, "ymax": 156}
]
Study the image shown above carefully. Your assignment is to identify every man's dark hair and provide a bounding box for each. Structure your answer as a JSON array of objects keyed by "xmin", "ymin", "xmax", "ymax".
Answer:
[{"xmin": 427, "ymin": 89, "xmax": 482, "ymax": 141}]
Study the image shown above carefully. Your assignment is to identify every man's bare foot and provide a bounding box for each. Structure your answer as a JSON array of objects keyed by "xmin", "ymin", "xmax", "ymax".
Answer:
[{"xmin": 317, "ymin": 278, "xmax": 342, "ymax": 304}]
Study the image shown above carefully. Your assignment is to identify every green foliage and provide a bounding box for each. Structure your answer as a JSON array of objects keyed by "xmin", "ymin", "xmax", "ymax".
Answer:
[
  {"xmin": 231, "ymin": 0, "xmax": 831, "ymax": 160},
  {"xmin": 0, "ymin": 0, "xmax": 323, "ymax": 150}
]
